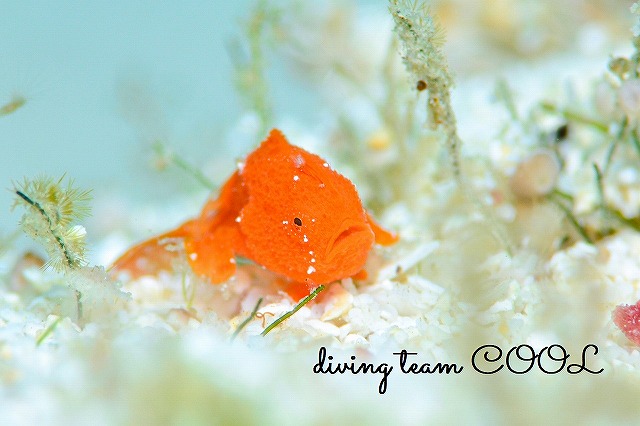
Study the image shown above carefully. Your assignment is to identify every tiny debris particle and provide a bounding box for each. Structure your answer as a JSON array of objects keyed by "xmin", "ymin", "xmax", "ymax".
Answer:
[
  {"xmin": 555, "ymin": 123, "xmax": 569, "ymax": 141},
  {"xmin": 303, "ymin": 235, "xmax": 309, "ymax": 242},
  {"xmin": 0, "ymin": 95, "xmax": 26, "ymax": 116},
  {"xmin": 322, "ymin": 162, "xmax": 329, "ymax": 168},
  {"xmin": 293, "ymin": 175, "xmax": 300, "ymax": 181},
  {"xmin": 237, "ymin": 161, "xmax": 245, "ymax": 172},
  {"xmin": 307, "ymin": 265, "xmax": 316, "ymax": 274},
  {"xmin": 190, "ymin": 253, "xmax": 198, "ymax": 260},
  {"xmin": 416, "ymin": 80, "xmax": 427, "ymax": 91},
  {"xmin": 235, "ymin": 216, "xmax": 242, "ymax": 223},
  {"xmin": 294, "ymin": 217, "xmax": 302, "ymax": 226},
  {"xmin": 368, "ymin": 129, "xmax": 391, "ymax": 151}
]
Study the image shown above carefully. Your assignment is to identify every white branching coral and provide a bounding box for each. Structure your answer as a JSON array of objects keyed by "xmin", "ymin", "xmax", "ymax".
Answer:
[{"xmin": 12, "ymin": 175, "xmax": 92, "ymax": 272}]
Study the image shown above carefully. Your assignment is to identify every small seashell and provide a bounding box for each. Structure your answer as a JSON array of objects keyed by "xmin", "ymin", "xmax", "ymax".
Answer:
[{"xmin": 509, "ymin": 150, "xmax": 560, "ymax": 199}]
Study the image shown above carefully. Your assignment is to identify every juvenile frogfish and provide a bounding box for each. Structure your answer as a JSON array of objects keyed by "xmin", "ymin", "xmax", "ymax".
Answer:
[{"xmin": 112, "ymin": 129, "xmax": 398, "ymax": 299}]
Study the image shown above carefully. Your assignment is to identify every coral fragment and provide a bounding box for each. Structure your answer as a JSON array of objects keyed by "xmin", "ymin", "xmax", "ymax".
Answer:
[{"xmin": 613, "ymin": 300, "xmax": 640, "ymax": 345}]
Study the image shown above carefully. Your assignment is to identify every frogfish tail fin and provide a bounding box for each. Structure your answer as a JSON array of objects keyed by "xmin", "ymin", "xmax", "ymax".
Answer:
[{"xmin": 110, "ymin": 222, "xmax": 192, "ymax": 279}]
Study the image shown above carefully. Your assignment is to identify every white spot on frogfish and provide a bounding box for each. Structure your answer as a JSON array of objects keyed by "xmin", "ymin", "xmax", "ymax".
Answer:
[
  {"xmin": 307, "ymin": 265, "xmax": 316, "ymax": 274},
  {"xmin": 293, "ymin": 175, "xmax": 300, "ymax": 181},
  {"xmin": 303, "ymin": 235, "xmax": 309, "ymax": 243}
]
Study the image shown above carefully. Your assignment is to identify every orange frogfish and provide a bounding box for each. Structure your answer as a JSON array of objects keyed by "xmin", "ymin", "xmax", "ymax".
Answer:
[{"xmin": 112, "ymin": 129, "xmax": 398, "ymax": 299}]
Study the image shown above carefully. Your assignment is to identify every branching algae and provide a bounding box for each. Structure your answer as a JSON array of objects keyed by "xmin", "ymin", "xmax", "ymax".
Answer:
[
  {"xmin": 12, "ymin": 175, "xmax": 91, "ymax": 272},
  {"xmin": 389, "ymin": 0, "xmax": 514, "ymax": 254},
  {"xmin": 11, "ymin": 175, "xmax": 128, "ymax": 330}
]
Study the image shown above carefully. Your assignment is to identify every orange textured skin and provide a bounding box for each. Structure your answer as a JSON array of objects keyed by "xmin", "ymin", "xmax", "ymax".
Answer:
[{"xmin": 112, "ymin": 129, "xmax": 398, "ymax": 298}]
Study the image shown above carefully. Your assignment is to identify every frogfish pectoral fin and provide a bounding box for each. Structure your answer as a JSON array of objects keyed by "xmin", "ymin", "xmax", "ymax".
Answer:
[
  {"xmin": 351, "ymin": 269, "xmax": 368, "ymax": 281},
  {"xmin": 365, "ymin": 211, "xmax": 399, "ymax": 246},
  {"xmin": 280, "ymin": 279, "xmax": 316, "ymax": 301},
  {"xmin": 278, "ymin": 278, "xmax": 333, "ymax": 303}
]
